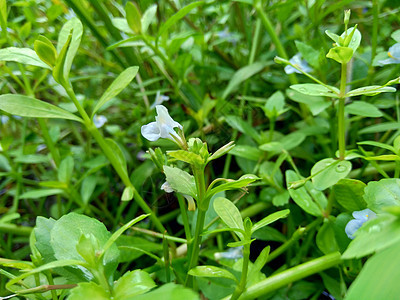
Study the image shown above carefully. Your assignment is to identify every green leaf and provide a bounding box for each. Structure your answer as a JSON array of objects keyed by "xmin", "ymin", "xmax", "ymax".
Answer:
[
  {"xmin": 102, "ymin": 214, "xmax": 149, "ymax": 255},
  {"xmin": 34, "ymin": 35, "xmax": 57, "ymax": 68},
  {"xmin": 227, "ymin": 239, "xmax": 254, "ymax": 247},
  {"xmin": 121, "ymin": 186, "xmax": 134, "ymax": 201},
  {"xmin": 222, "ymin": 62, "xmax": 267, "ymax": 99},
  {"xmin": 53, "ymin": 31, "xmax": 71, "ymax": 85},
  {"xmin": 158, "ymin": 1, "xmax": 204, "ymax": 38},
  {"xmin": 225, "ymin": 115, "xmax": 261, "ymax": 143},
  {"xmin": 19, "ymin": 189, "xmax": 64, "ymax": 199},
  {"xmin": 290, "ymin": 84, "xmax": 340, "ymax": 98},
  {"xmin": 252, "ymin": 246, "xmax": 270, "ymax": 274},
  {"xmin": 207, "ymin": 141, "xmax": 235, "ymax": 162},
  {"xmin": 92, "ymin": 66, "xmax": 139, "ymax": 117},
  {"xmin": 0, "ymin": 0, "xmax": 7, "ymax": 30},
  {"xmin": 106, "ymin": 138, "xmax": 129, "ymax": 181},
  {"xmin": 364, "ymin": 178, "xmax": 400, "ymax": 212},
  {"xmin": 345, "ymin": 101, "xmax": 382, "ymax": 117},
  {"xmin": 342, "ymin": 214, "xmax": 400, "ymax": 259},
  {"xmin": 316, "ymin": 219, "xmax": 339, "ymax": 254},
  {"xmin": 141, "ymin": 4, "xmax": 157, "ymax": 33},
  {"xmin": 113, "ymin": 270, "xmax": 156, "ymax": 299},
  {"xmin": 228, "ymin": 145, "xmax": 261, "ymax": 161},
  {"xmin": 57, "ymin": 17, "xmax": 83, "ymax": 81},
  {"xmin": 50, "ymin": 213, "xmax": 120, "ymax": 281},
  {"xmin": 68, "ymin": 282, "xmax": 110, "ymax": 300},
  {"xmin": 340, "ymin": 27, "xmax": 361, "ymax": 53},
  {"xmin": 264, "ymin": 91, "xmax": 286, "ymax": 119},
  {"xmin": 332, "ymin": 179, "xmax": 367, "ymax": 211},
  {"xmin": 326, "ymin": 46, "xmax": 353, "ymax": 64},
  {"xmin": 325, "ymin": 30, "xmax": 340, "ymax": 44},
  {"xmin": 346, "ymin": 86, "xmax": 396, "ymax": 97},
  {"xmin": 188, "ymin": 266, "xmax": 238, "ymax": 283},
  {"xmin": 111, "ymin": 17, "xmax": 133, "ymax": 34},
  {"xmin": 295, "ymin": 41, "xmax": 321, "ymax": 69},
  {"xmin": 286, "ymin": 89, "xmax": 330, "ymax": 116},
  {"xmin": 286, "ymin": 170, "xmax": 327, "ymax": 217},
  {"xmin": 167, "ymin": 150, "xmax": 204, "ymax": 166},
  {"xmin": 126, "ymin": 2, "xmax": 142, "ymax": 34},
  {"xmin": 0, "ymin": 47, "xmax": 51, "ymax": 69},
  {"xmin": 58, "ymin": 156, "xmax": 74, "ymax": 184},
  {"xmin": 358, "ymin": 141, "xmax": 395, "ymax": 153},
  {"xmin": 81, "ymin": 175, "xmax": 97, "ymax": 205},
  {"xmin": 311, "ymin": 158, "xmax": 352, "ymax": 191},
  {"xmin": 213, "ymin": 197, "xmax": 244, "ymax": 239},
  {"xmin": 251, "ymin": 209, "xmax": 290, "ymax": 234},
  {"xmin": 134, "ymin": 283, "xmax": 199, "ymax": 300},
  {"xmin": 163, "ymin": 166, "xmax": 197, "ymax": 198},
  {"xmin": 345, "ymin": 241, "xmax": 400, "ymax": 300}
]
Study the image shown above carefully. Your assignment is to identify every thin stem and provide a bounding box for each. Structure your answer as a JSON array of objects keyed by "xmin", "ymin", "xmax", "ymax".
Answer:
[
  {"xmin": 229, "ymin": 252, "xmax": 342, "ymax": 300},
  {"xmin": 231, "ymin": 243, "xmax": 251, "ymax": 300},
  {"xmin": 177, "ymin": 194, "xmax": 192, "ymax": 242},
  {"xmin": 338, "ymin": 63, "xmax": 347, "ymax": 160}
]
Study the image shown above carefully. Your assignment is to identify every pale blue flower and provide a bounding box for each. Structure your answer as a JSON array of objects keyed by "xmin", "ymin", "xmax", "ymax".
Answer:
[
  {"xmin": 345, "ymin": 209, "xmax": 376, "ymax": 239},
  {"xmin": 150, "ymin": 91, "xmax": 169, "ymax": 109},
  {"xmin": 141, "ymin": 105, "xmax": 182, "ymax": 142},
  {"xmin": 284, "ymin": 53, "xmax": 313, "ymax": 74},
  {"xmin": 214, "ymin": 246, "xmax": 243, "ymax": 260},
  {"xmin": 378, "ymin": 43, "xmax": 400, "ymax": 65},
  {"xmin": 93, "ymin": 115, "xmax": 107, "ymax": 128},
  {"xmin": 1, "ymin": 116, "xmax": 9, "ymax": 124}
]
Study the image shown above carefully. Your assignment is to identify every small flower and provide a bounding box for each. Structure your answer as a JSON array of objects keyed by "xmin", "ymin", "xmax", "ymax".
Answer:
[
  {"xmin": 284, "ymin": 53, "xmax": 313, "ymax": 74},
  {"xmin": 150, "ymin": 91, "xmax": 169, "ymax": 109},
  {"xmin": 141, "ymin": 105, "xmax": 183, "ymax": 144},
  {"xmin": 160, "ymin": 181, "xmax": 196, "ymax": 211},
  {"xmin": 93, "ymin": 115, "xmax": 107, "ymax": 128},
  {"xmin": 378, "ymin": 43, "xmax": 400, "ymax": 65},
  {"xmin": 214, "ymin": 246, "xmax": 243, "ymax": 261},
  {"xmin": 1, "ymin": 116, "xmax": 9, "ymax": 124},
  {"xmin": 345, "ymin": 209, "xmax": 376, "ymax": 239}
]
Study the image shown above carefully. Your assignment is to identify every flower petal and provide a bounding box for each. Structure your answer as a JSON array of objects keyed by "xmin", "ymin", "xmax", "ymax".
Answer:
[
  {"xmin": 345, "ymin": 219, "xmax": 364, "ymax": 239},
  {"xmin": 161, "ymin": 181, "xmax": 174, "ymax": 193},
  {"xmin": 141, "ymin": 121, "xmax": 161, "ymax": 141},
  {"xmin": 155, "ymin": 105, "xmax": 182, "ymax": 130},
  {"xmin": 352, "ymin": 208, "xmax": 374, "ymax": 221}
]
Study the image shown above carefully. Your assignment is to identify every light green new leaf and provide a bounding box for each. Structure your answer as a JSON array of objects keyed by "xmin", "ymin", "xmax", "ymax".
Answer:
[
  {"xmin": 222, "ymin": 62, "xmax": 267, "ymax": 99},
  {"xmin": 290, "ymin": 84, "xmax": 340, "ymax": 98},
  {"xmin": 345, "ymin": 241, "xmax": 400, "ymax": 300},
  {"xmin": 206, "ymin": 174, "xmax": 259, "ymax": 199},
  {"xmin": 0, "ymin": 0, "xmax": 7, "ymax": 30},
  {"xmin": 141, "ymin": 4, "xmax": 157, "ymax": 33},
  {"xmin": 111, "ymin": 17, "xmax": 133, "ymax": 34},
  {"xmin": 126, "ymin": 2, "xmax": 142, "ymax": 34},
  {"xmin": 167, "ymin": 150, "xmax": 204, "ymax": 165},
  {"xmin": 213, "ymin": 197, "xmax": 244, "ymax": 239},
  {"xmin": 311, "ymin": 158, "xmax": 352, "ymax": 191},
  {"xmin": 92, "ymin": 66, "xmax": 139, "ymax": 117},
  {"xmin": 346, "ymin": 86, "xmax": 396, "ymax": 97},
  {"xmin": 113, "ymin": 270, "xmax": 156, "ymax": 299},
  {"xmin": 58, "ymin": 156, "xmax": 74, "ymax": 184},
  {"xmin": 163, "ymin": 166, "xmax": 197, "ymax": 198},
  {"xmin": 251, "ymin": 209, "xmax": 290, "ymax": 234},
  {"xmin": 121, "ymin": 186, "xmax": 134, "ymax": 201},
  {"xmin": 57, "ymin": 17, "xmax": 83, "ymax": 81},
  {"xmin": 0, "ymin": 94, "xmax": 83, "ymax": 122},
  {"xmin": 326, "ymin": 46, "xmax": 353, "ymax": 64},
  {"xmin": 158, "ymin": 1, "xmax": 204, "ymax": 38},
  {"xmin": 346, "ymin": 101, "xmax": 382, "ymax": 117},
  {"xmin": 0, "ymin": 47, "xmax": 51, "ymax": 69},
  {"xmin": 68, "ymin": 282, "xmax": 110, "ymax": 300},
  {"xmin": 188, "ymin": 266, "xmax": 238, "ymax": 283}
]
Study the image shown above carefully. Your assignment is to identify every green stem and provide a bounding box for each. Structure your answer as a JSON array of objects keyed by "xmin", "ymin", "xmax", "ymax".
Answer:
[
  {"xmin": 231, "ymin": 243, "xmax": 251, "ymax": 300},
  {"xmin": 177, "ymin": 194, "xmax": 192, "ymax": 242},
  {"xmin": 338, "ymin": 63, "xmax": 347, "ymax": 160},
  {"xmin": 63, "ymin": 83, "xmax": 168, "ymax": 235},
  {"xmin": 231, "ymin": 252, "xmax": 342, "ymax": 300},
  {"xmin": 0, "ymin": 224, "xmax": 32, "ymax": 236}
]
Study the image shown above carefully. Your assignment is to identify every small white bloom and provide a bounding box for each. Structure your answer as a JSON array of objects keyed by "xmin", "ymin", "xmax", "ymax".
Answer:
[
  {"xmin": 284, "ymin": 53, "xmax": 313, "ymax": 74},
  {"xmin": 150, "ymin": 91, "xmax": 170, "ymax": 109},
  {"xmin": 141, "ymin": 105, "xmax": 183, "ymax": 142},
  {"xmin": 1, "ymin": 116, "xmax": 10, "ymax": 124},
  {"xmin": 93, "ymin": 115, "xmax": 107, "ymax": 128},
  {"xmin": 214, "ymin": 246, "xmax": 243, "ymax": 260},
  {"xmin": 161, "ymin": 181, "xmax": 174, "ymax": 193}
]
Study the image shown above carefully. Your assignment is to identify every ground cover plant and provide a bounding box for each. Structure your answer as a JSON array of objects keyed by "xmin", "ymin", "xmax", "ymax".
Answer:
[{"xmin": 1, "ymin": 0, "xmax": 400, "ymax": 299}]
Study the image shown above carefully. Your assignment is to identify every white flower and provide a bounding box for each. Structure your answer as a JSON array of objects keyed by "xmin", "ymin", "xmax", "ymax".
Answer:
[
  {"xmin": 93, "ymin": 115, "xmax": 107, "ymax": 128},
  {"xmin": 150, "ymin": 91, "xmax": 169, "ymax": 109},
  {"xmin": 161, "ymin": 181, "xmax": 196, "ymax": 211},
  {"xmin": 141, "ymin": 105, "xmax": 183, "ymax": 143},
  {"xmin": 161, "ymin": 181, "xmax": 174, "ymax": 193},
  {"xmin": 214, "ymin": 246, "xmax": 243, "ymax": 260},
  {"xmin": 284, "ymin": 53, "xmax": 313, "ymax": 74}
]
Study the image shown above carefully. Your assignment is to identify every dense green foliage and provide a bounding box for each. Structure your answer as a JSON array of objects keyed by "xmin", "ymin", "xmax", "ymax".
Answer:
[{"xmin": 1, "ymin": 0, "xmax": 400, "ymax": 299}]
